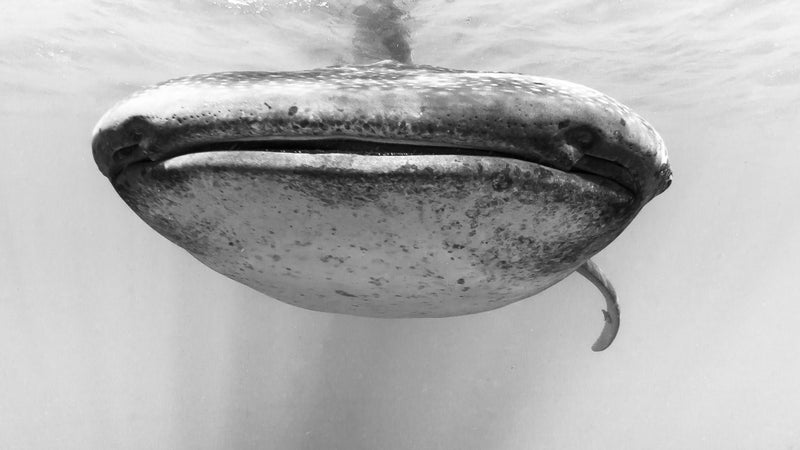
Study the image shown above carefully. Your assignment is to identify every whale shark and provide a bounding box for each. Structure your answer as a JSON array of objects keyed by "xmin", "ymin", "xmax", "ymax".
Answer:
[{"xmin": 92, "ymin": 3, "xmax": 671, "ymax": 351}]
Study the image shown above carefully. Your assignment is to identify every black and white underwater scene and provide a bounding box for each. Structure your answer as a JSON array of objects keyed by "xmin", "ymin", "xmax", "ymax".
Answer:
[{"xmin": 2, "ymin": 0, "xmax": 799, "ymax": 448}]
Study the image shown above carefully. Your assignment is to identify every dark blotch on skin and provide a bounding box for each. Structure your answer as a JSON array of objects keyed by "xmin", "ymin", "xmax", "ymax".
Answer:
[{"xmin": 491, "ymin": 171, "xmax": 513, "ymax": 191}]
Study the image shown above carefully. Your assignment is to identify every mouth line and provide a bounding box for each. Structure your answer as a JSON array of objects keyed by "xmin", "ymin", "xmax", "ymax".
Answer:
[{"xmin": 110, "ymin": 136, "xmax": 637, "ymax": 197}]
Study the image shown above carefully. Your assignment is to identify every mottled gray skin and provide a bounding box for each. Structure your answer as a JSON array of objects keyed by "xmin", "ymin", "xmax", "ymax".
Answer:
[
  {"xmin": 93, "ymin": 61, "xmax": 671, "ymax": 350},
  {"xmin": 94, "ymin": 62, "xmax": 670, "ymax": 202}
]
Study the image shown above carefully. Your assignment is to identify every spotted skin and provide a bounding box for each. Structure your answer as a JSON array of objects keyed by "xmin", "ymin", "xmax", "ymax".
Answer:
[
  {"xmin": 93, "ymin": 60, "xmax": 671, "ymax": 350},
  {"xmin": 94, "ymin": 61, "xmax": 670, "ymax": 203}
]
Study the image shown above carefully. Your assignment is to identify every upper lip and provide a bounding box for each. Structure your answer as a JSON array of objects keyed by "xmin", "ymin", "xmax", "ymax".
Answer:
[
  {"xmin": 94, "ymin": 122, "xmax": 667, "ymax": 207},
  {"xmin": 96, "ymin": 132, "xmax": 638, "ymax": 195},
  {"xmin": 92, "ymin": 69, "xmax": 671, "ymax": 204}
]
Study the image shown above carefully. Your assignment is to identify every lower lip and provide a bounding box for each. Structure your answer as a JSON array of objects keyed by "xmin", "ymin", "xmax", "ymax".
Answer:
[{"xmin": 113, "ymin": 151, "xmax": 636, "ymax": 318}]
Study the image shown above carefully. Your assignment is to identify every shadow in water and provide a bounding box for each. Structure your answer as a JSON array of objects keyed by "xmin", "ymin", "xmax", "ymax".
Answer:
[{"xmin": 352, "ymin": 0, "xmax": 413, "ymax": 64}]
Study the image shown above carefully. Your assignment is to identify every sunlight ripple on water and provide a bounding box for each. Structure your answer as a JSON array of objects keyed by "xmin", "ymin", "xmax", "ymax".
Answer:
[{"xmin": 1, "ymin": 0, "xmax": 798, "ymax": 126}]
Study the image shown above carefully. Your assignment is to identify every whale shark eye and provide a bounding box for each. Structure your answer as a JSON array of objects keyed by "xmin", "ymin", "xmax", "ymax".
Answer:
[{"xmin": 565, "ymin": 126, "xmax": 597, "ymax": 151}]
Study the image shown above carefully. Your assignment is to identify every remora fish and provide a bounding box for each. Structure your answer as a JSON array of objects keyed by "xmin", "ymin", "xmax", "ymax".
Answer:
[{"xmin": 92, "ymin": 61, "xmax": 671, "ymax": 351}]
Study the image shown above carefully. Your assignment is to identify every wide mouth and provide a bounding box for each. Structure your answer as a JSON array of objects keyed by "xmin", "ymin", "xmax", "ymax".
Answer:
[
  {"xmin": 93, "ymin": 64, "xmax": 672, "ymax": 205},
  {"xmin": 107, "ymin": 135, "xmax": 639, "ymax": 198}
]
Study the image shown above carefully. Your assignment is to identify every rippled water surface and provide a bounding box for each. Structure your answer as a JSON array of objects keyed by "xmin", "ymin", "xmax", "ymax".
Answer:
[{"xmin": 2, "ymin": 1, "xmax": 799, "ymax": 448}]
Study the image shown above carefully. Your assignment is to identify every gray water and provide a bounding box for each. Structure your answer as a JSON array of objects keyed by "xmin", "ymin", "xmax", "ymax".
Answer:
[{"xmin": 2, "ymin": 1, "xmax": 799, "ymax": 448}]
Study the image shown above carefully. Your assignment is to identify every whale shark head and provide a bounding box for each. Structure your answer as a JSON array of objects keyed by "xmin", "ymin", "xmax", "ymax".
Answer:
[{"xmin": 92, "ymin": 61, "xmax": 671, "ymax": 325}]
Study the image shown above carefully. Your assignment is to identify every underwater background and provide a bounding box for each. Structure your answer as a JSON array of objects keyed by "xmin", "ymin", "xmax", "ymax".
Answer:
[{"xmin": 1, "ymin": 0, "xmax": 799, "ymax": 448}]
